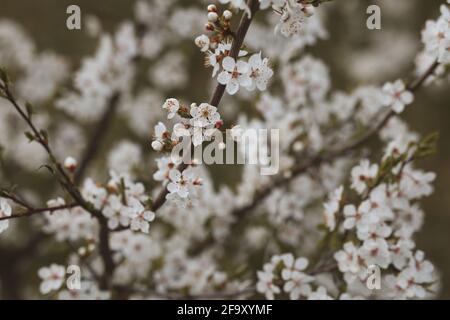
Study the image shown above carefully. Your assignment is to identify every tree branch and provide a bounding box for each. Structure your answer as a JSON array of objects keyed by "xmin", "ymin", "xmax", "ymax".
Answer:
[
  {"xmin": 0, "ymin": 203, "xmax": 78, "ymax": 222},
  {"xmin": 0, "ymin": 82, "xmax": 116, "ymax": 290},
  {"xmin": 74, "ymin": 92, "xmax": 120, "ymax": 185},
  {"xmin": 151, "ymin": 0, "xmax": 260, "ymax": 213}
]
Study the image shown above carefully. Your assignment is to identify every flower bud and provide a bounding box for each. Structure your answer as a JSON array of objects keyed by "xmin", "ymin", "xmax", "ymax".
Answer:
[
  {"xmin": 215, "ymin": 120, "xmax": 224, "ymax": 129},
  {"xmin": 205, "ymin": 22, "xmax": 215, "ymax": 31},
  {"xmin": 223, "ymin": 10, "xmax": 233, "ymax": 20},
  {"xmin": 64, "ymin": 156, "xmax": 77, "ymax": 172},
  {"xmin": 151, "ymin": 140, "xmax": 164, "ymax": 151},
  {"xmin": 207, "ymin": 4, "xmax": 217, "ymax": 12},
  {"xmin": 293, "ymin": 141, "xmax": 304, "ymax": 152},
  {"xmin": 207, "ymin": 12, "xmax": 219, "ymax": 23},
  {"xmin": 195, "ymin": 34, "xmax": 210, "ymax": 52},
  {"xmin": 78, "ymin": 247, "xmax": 87, "ymax": 256},
  {"xmin": 302, "ymin": 5, "xmax": 315, "ymax": 17}
]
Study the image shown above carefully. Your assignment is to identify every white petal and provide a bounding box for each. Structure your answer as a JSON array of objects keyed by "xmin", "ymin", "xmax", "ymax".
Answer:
[
  {"xmin": 217, "ymin": 71, "xmax": 231, "ymax": 85},
  {"xmin": 169, "ymin": 169, "xmax": 181, "ymax": 182},
  {"xmin": 239, "ymin": 75, "xmax": 252, "ymax": 88},
  {"xmin": 401, "ymin": 91, "xmax": 414, "ymax": 105},
  {"xmin": 222, "ymin": 56, "xmax": 236, "ymax": 72},
  {"xmin": 226, "ymin": 79, "xmax": 239, "ymax": 95},
  {"xmin": 236, "ymin": 60, "xmax": 249, "ymax": 74}
]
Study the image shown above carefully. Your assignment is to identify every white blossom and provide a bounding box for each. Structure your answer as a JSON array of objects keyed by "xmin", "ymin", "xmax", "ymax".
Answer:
[
  {"xmin": 38, "ymin": 264, "xmax": 66, "ymax": 294},
  {"xmin": 162, "ymin": 98, "xmax": 180, "ymax": 119},
  {"xmin": 382, "ymin": 80, "xmax": 414, "ymax": 114},
  {"xmin": 351, "ymin": 160, "xmax": 379, "ymax": 195},
  {"xmin": 246, "ymin": 52, "xmax": 274, "ymax": 91},
  {"xmin": 217, "ymin": 56, "xmax": 251, "ymax": 95}
]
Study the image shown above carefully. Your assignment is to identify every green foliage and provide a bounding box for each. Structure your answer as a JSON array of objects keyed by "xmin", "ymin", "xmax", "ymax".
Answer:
[
  {"xmin": 0, "ymin": 66, "xmax": 8, "ymax": 84},
  {"xmin": 415, "ymin": 132, "xmax": 439, "ymax": 159},
  {"xmin": 25, "ymin": 131, "xmax": 36, "ymax": 142},
  {"xmin": 25, "ymin": 102, "xmax": 34, "ymax": 119}
]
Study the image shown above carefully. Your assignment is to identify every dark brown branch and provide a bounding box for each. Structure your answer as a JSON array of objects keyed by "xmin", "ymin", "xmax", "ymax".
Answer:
[
  {"xmin": 0, "ymin": 191, "xmax": 34, "ymax": 211},
  {"xmin": 209, "ymin": 0, "xmax": 260, "ymax": 107},
  {"xmin": 74, "ymin": 92, "xmax": 120, "ymax": 185}
]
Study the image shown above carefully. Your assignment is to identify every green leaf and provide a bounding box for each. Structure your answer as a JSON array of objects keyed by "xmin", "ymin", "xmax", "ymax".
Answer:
[
  {"xmin": 415, "ymin": 131, "xmax": 439, "ymax": 159},
  {"xmin": 25, "ymin": 131, "xmax": 35, "ymax": 142},
  {"xmin": 421, "ymin": 132, "xmax": 439, "ymax": 146},
  {"xmin": 40, "ymin": 129, "xmax": 49, "ymax": 143},
  {"xmin": 0, "ymin": 67, "xmax": 8, "ymax": 84},
  {"xmin": 25, "ymin": 102, "xmax": 34, "ymax": 119}
]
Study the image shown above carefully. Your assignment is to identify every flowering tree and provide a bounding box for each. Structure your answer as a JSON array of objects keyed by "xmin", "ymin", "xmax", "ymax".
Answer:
[{"xmin": 0, "ymin": 0, "xmax": 449, "ymax": 299}]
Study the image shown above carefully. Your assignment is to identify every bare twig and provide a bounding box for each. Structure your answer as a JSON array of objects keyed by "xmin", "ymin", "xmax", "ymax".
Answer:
[
  {"xmin": 0, "ymin": 190, "xmax": 34, "ymax": 211},
  {"xmin": 0, "ymin": 203, "xmax": 78, "ymax": 222},
  {"xmin": 74, "ymin": 92, "xmax": 120, "ymax": 185}
]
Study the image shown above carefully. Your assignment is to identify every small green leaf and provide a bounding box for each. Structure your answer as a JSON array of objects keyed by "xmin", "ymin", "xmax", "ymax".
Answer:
[
  {"xmin": 25, "ymin": 102, "xmax": 34, "ymax": 118},
  {"xmin": 0, "ymin": 67, "xmax": 8, "ymax": 83},
  {"xmin": 25, "ymin": 131, "xmax": 35, "ymax": 142},
  {"xmin": 40, "ymin": 129, "xmax": 49, "ymax": 143}
]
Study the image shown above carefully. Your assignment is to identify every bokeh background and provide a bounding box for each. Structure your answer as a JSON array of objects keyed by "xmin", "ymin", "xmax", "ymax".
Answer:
[{"xmin": 0, "ymin": 0, "xmax": 449, "ymax": 298}]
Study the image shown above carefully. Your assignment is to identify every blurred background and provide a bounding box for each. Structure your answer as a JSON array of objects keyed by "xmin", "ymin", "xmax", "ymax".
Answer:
[{"xmin": 0, "ymin": 0, "xmax": 449, "ymax": 298}]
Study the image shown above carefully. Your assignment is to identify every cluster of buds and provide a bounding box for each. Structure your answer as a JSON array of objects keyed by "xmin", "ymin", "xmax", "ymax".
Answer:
[
  {"xmin": 195, "ymin": 4, "xmax": 234, "ymax": 52},
  {"xmin": 205, "ymin": 4, "xmax": 233, "ymax": 31},
  {"xmin": 77, "ymin": 241, "xmax": 96, "ymax": 257}
]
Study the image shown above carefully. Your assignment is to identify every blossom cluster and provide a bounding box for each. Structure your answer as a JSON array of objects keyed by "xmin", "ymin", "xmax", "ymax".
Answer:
[
  {"xmin": 223, "ymin": 1, "xmax": 318, "ymax": 37},
  {"xmin": 44, "ymin": 171, "xmax": 155, "ymax": 237},
  {"xmin": 195, "ymin": 5, "xmax": 274, "ymax": 95},
  {"xmin": 415, "ymin": 1, "xmax": 450, "ymax": 82},
  {"xmin": 330, "ymin": 149, "xmax": 437, "ymax": 299},
  {"xmin": 0, "ymin": 0, "xmax": 449, "ymax": 301},
  {"xmin": 257, "ymin": 253, "xmax": 333, "ymax": 300}
]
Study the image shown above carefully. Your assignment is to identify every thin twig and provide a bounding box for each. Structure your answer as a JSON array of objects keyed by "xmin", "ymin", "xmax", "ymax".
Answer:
[
  {"xmin": 74, "ymin": 92, "xmax": 120, "ymax": 185},
  {"xmin": 0, "ymin": 203, "xmax": 78, "ymax": 222}
]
